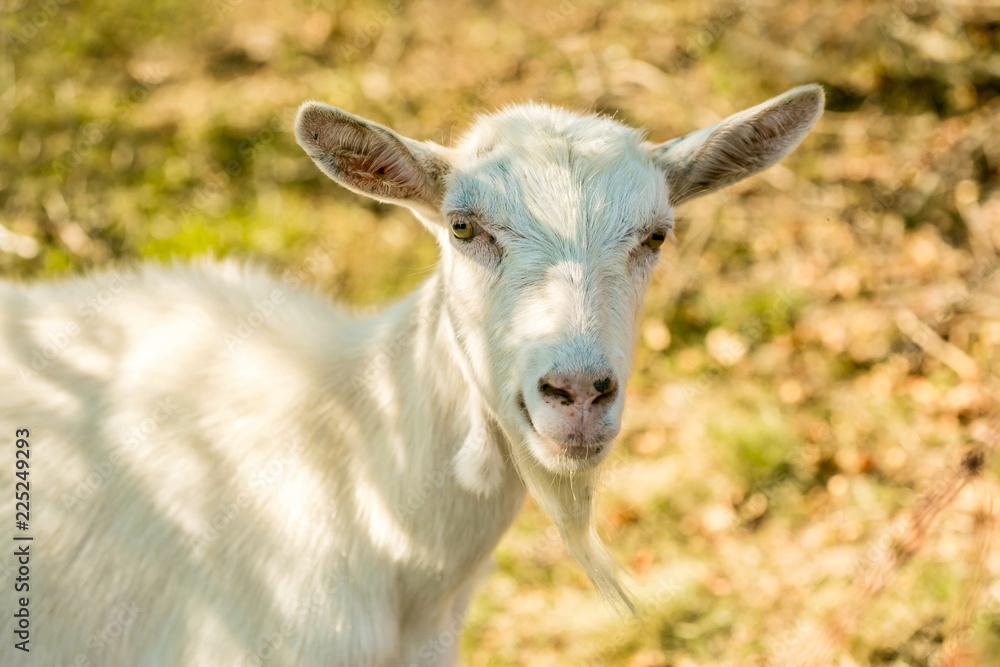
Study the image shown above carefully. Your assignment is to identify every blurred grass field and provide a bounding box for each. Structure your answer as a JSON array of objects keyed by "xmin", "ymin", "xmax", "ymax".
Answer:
[{"xmin": 3, "ymin": 0, "xmax": 1000, "ymax": 664}]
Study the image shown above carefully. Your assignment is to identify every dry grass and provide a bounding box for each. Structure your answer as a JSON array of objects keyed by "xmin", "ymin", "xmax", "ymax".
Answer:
[{"xmin": 2, "ymin": 0, "xmax": 999, "ymax": 664}]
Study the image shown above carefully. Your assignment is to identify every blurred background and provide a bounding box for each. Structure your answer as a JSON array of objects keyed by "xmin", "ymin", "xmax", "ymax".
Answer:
[{"xmin": 2, "ymin": 0, "xmax": 999, "ymax": 664}]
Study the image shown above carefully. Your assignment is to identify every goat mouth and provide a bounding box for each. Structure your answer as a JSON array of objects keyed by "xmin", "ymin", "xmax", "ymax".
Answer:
[
  {"xmin": 517, "ymin": 394, "xmax": 606, "ymax": 461},
  {"xmin": 559, "ymin": 443, "xmax": 605, "ymax": 460}
]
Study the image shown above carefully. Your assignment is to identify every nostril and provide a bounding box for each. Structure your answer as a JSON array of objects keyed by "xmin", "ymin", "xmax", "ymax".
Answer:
[
  {"xmin": 538, "ymin": 373, "xmax": 618, "ymax": 408},
  {"xmin": 592, "ymin": 377, "xmax": 618, "ymax": 405},
  {"xmin": 539, "ymin": 381, "xmax": 575, "ymax": 406}
]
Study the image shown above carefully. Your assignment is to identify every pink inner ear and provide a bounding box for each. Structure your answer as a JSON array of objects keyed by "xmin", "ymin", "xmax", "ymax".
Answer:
[{"xmin": 320, "ymin": 121, "xmax": 425, "ymax": 200}]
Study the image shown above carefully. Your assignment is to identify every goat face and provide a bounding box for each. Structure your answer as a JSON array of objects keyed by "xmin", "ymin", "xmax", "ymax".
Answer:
[
  {"xmin": 436, "ymin": 106, "xmax": 670, "ymax": 474},
  {"xmin": 294, "ymin": 87, "xmax": 824, "ymax": 477}
]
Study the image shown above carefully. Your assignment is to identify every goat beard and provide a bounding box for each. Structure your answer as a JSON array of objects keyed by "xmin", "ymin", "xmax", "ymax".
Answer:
[{"xmin": 511, "ymin": 442, "xmax": 635, "ymax": 614}]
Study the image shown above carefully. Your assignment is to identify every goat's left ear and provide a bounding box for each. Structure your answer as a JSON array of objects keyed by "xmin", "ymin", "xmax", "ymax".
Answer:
[
  {"xmin": 295, "ymin": 102, "xmax": 450, "ymax": 212},
  {"xmin": 649, "ymin": 84, "xmax": 824, "ymax": 207}
]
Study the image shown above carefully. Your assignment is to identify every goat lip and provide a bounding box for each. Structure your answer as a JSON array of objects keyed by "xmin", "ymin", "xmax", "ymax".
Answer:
[
  {"xmin": 517, "ymin": 394, "xmax": 534, "ymax": 428},
  {"xmin": 517, "ymin": 395, "xmax": 606, "ymax": 461},
  {"xmin": 556, "ymin": 443, "xmax": 604, "ymax": 460}
]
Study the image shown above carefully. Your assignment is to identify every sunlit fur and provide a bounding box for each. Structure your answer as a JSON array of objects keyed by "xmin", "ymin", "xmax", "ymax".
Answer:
[{"xmin": 0, "ymin": 86, "xmax": 822, "ymax": 665}]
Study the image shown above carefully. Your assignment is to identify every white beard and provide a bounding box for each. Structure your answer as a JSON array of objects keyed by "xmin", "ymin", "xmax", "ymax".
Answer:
[{"xmin": 510, "ymin": 439, "xmax": 635, "ymax": 613}]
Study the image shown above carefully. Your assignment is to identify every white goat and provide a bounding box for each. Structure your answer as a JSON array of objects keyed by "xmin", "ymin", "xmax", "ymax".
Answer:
[{"xmin": 0, "ymin": 86, "xmax": 823, "ymax": 666}]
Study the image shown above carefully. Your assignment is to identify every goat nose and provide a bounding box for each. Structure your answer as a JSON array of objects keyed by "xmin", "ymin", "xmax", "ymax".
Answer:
[{"xmin": 538, "ymin": 372, "xmax": 618, "ymax": 408}]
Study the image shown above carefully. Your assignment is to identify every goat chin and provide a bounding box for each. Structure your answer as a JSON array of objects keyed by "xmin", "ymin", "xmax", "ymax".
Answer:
[{"xmin": 508, "ymin": 435, "xmax": 635, "ymax": 613}]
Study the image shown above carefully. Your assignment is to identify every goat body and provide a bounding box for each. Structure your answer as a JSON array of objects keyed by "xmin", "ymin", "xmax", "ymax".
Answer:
[
  {"xmin": 0, "ymin": 86, "xmax": 823, "ymax": 665},
  {"xmin": 2, "ymin": 261, "xmax": 526, "ymax": 665}
]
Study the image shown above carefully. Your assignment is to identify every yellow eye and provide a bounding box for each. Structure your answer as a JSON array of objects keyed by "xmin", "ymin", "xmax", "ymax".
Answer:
[
  {"xmin": 645, "ymin": 229, "xmax": 668, "ymax": 250},
  {"xmin": 451, "ymin": 218, "xmax": 476, "ymax": 240}
]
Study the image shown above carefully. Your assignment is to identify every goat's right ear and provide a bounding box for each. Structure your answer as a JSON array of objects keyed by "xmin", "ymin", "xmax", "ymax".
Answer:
[{"xmin": 294, "ymin": 102, "xmax": 450, "ymax": 212}]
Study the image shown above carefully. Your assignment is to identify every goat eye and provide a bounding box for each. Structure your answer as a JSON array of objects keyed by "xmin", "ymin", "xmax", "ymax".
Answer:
[
  {"xmin": 644, "ymin": 229, "xmax": 667, "ymax": 250},
  {"xmin": 451, "ymin": 218, "xmax": 476, "ymax": 240}
]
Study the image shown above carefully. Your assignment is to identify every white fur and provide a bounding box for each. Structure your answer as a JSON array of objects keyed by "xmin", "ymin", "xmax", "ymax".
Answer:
[{"xmin": 0, "ymin": 86, "xmax": 823, "ymax": 665}]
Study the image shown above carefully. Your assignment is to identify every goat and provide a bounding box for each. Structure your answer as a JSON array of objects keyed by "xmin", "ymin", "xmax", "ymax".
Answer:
[{"xmin": 0, "ymin": 85, "xmax": 823, "ymax": 666}]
